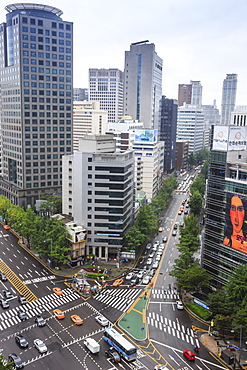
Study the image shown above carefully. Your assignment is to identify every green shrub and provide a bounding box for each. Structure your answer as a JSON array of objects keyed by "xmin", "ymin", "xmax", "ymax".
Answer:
[{"xmin": 186, "ymin": 302, "xmax": 212, "ymax": 321}]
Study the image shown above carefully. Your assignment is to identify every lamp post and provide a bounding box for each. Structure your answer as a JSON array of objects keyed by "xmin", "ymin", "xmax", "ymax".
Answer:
[
  {"xmin": 44, "ymin": 238, "xmax": 53, "ymax": 267},
  {"xmin": 231, "ymin": 325, "xmax": 242, "ymax": 348}
]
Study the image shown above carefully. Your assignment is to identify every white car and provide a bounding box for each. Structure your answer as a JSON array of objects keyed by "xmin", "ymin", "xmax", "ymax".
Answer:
[
  {"xmin": 137, "ymin": 270, "xmax": 144, "ymax": 279},
  {"xmin": 95, "ymin": 315, "xmax": 109, "ymax": 326},
  {"xmin": 176, "ymin": 301, "xmax": 184, "ymax": 310},
  {"xmin": 142, "ymin": 275, "xmax": 150, "ymax": 284},
  {"xmin": 152, "ymin": 245, "xmax": 158, "ymax": 251},
  {"xmin": 146, "ymin": 243, "xmax": 152, "ymax": 250},
  {"xmin": 155, "ymin": 255, "xmax": 161, "ymax": 261},
  {"xmin": 125, "ymin": 272, "xmax": 135, "ymax": 280},
  {"xmin": 147, "ymin": 258, "xmax": 152, "ymax": 265},
  {"xmin": 152, "ymin": 261, "xmax": 159, "ymax": 269},
  {"xmin": 34, "ymin": 339, "xmax": 47, "ymax": 353},
  {"xmin": 154, "ymin": 241, "xmax": 160, "ymax": 246}
]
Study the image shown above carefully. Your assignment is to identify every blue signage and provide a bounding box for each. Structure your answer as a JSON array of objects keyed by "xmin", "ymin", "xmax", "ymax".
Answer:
[{"xmin": 193, "ymin": 298, "xmax": 209, "ymax": 310}]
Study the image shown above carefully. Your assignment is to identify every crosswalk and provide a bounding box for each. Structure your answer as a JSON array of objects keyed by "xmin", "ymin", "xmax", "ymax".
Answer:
[
  {"xmin": 151, "ymin": 288, "xmax": 180, "ymax": 300},
  {"xmin": 147, "ymin": 311, "xmax": 200, "ymax": 347},
  {"xmin": 0, "ymin": 288, "xmax": 81, "ymax": 330},
  {"xmin": 93, "ymin": 287, "xmax": 142, "ymax": 311}
]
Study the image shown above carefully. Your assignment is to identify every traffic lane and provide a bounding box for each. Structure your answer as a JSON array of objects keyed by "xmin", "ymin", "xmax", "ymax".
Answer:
[{"xmin": 151, "ymin": 341, "xmax": 225, "ymax": 370}]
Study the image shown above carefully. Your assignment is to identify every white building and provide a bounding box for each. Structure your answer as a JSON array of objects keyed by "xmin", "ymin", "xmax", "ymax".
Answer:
[
  {"xmin": 88, "ymin": 68, "xmax": 123, "ymax": 123},
  {"xmin": 221, "ymin": 73, "xmax": 238, "ymax": 125},
  {"xmin": 106, "ymin": 116, "xmax": 144, "ymax": 152},
  {"xmin": 177, "ymin": 105, "xmax": 204, "ymax": 154},
  {"xmin": 62, "ymin": 134, "xmax": 134, "ymax": 260},
  {"xmin": 132, "ymin": 130, "xmax": 164, "ymax": 202},
  {"xmin": 202, "ymin": 101, "xmax": 221, "ymax": 149},
  {"xmin": 191, "ymin": 80, "xmax": 202, "ymax": 107},
  {"xmin": 231, "ymin": 106, "xmax": 247, "ymax": 126},
  {"xmin": 73, "ymin": 101, "xmax": 108, "ymax": 151}
]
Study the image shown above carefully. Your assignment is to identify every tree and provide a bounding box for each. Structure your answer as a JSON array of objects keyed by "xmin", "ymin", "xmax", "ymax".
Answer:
[
  {"xmin": 188, "ymin": 153, "xmax": 196, "ymax": 167},
  {"xmin": 0, "ymin": 354, "xmax": 14, "ymax": 369},
  {"xmin": 40, "ymin": 194, "xmax": 62, "ymax": 214},
  {"xmin": 208, "ymin": 289, "xmax": 234, "ymax": 316},
  {"xmin": 214, "ymin": 314, "xmax": 232, "ymax": 335},
  {"xmin": 135, "ymin": 205, "xmax": 158, "ymax": 240},
  {"xmin": 0, "ymin": 196, "xmax": 12, "ymax": 224},
  {"xmin": 177, "ymin": 263, "xmax": 211, "ymax": 293},
  {"xmin": 170, "ymin": 251, "xmax": 194, "ymax": 280},
  {"xmin": 225, "ymin": 264, "xmax": 247, "ymax": 311},
  {"xmin": 124, "ymin": 226, "xmax": 146, "ymax": 251},
  {"xmin": 200, "ymin": 160, "xmax": 209, "ymax": 179},
  {"xmin": 189, "ymin": 191, "xmax": 202, "ymax": 216},
  {"xmin": 190, "ymin": 175, "xmax": 205, "ymax": 197},
  {"xmin": 232, "ymin": 307, "xmax": 247, "ymax": 338}
]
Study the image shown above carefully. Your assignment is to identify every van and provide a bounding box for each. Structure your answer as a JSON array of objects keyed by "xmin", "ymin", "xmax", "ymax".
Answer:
[{"xmin": 84, "ymin": 338, "xmax": 100, "ymax": 354}]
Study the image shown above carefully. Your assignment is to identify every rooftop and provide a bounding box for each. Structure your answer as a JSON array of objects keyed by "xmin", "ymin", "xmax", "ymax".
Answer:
[{"xmin": 5, "ymin": 3, "xmax": 63, "ymax": 16}]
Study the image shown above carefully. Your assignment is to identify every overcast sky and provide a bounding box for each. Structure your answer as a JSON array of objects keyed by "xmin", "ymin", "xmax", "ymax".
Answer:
[{"xmin": 1, "ymin": 0, "xmax": 247, "ymax": 109}]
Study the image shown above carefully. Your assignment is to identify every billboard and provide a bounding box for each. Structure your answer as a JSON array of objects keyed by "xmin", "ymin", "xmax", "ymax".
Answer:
[
  {"xmin": 223, "ymin": 192, "xmax": 247, "ymax": 254},
  {"xmin": 212, "ymin": 125, "xmax": 229, "ymax": 151},
  {"xmin": 134, "ymin": 129, "xmax": 158, "ymax": 144},
  {"xmin": 228, "ymin": 126, "xmax": 247, "ymax": 151}
]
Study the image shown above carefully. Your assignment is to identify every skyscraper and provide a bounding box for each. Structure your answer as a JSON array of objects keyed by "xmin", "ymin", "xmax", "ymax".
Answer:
[
  {"xmin": 0, "ymin": 3, "xmax": 73, "ymax": 207},
  {"xmin": 191, "ymin": 80, "xmax": 202, "ymax": 107},
  {"xmin": 88, "ymin": 68, "xmax": 123, "ymax": 123},
  {"xmin": 178, "ymin": 84, "xmax": 192, "ymax": 106},
  {"xmin": 160, "ymin": 96, "xmax": 178, "ymax": 173},
  {"xmin": 221, "ymin": 73, "xmax": 238, "ymax": 125},
  {"xmin": 124, "ymin": 41, "xmax": 163, "ymax": 129}
]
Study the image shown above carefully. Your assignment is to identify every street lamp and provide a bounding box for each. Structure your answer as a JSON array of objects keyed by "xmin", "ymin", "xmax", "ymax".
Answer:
[
  {"xmin": 231, "ymin": 325, "xmax": 242, "ymax": 348},
  {"xmin": 44, "ymin": 238, "xmax": 53, "ymax": 267}
]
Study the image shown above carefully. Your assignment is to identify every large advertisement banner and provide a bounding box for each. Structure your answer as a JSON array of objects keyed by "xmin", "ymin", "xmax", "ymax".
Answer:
[
  {"xmin": 212, "ymin": 126, "xmax": 229, "ymax": 151},
  {"xmin": 228, "ymin": 126, "xmax": 247, "ymax": 151},
  {"xmin": 223, "ymin": 192, "xmax": 247, "ymax": 254},
  {"xmin": 134, "ymin": 129, "xmax": 158, "ymax": 144}
]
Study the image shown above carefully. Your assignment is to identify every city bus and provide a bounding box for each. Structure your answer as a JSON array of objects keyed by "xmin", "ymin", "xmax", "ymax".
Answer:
[{"xmin": 103, "ymin": 327, "xmax": 137, "ymax": 362}]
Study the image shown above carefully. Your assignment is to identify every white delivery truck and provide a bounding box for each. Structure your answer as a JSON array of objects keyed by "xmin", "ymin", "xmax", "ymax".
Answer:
[{"xmin": 83, "ymin": 338, "xmax": 100, "ymax": 354}]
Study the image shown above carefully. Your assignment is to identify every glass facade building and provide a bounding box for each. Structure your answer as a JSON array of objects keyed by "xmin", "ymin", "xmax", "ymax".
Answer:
[
  {"xmin": 0, "ymin": 3, "xmax": 73, "ymax": 207},
  {"xmin": 203, "ymin": 125, "xmax": 247, "ymax": 288}
]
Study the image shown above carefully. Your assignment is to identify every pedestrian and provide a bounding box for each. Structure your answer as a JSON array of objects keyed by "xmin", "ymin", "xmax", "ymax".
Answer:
[
  {"xmin": 164, "ymin": 289, "xmax": 166, "ymax": 294},
  {"xmin": 185, "ymin": 324, "xmax": 188, "ymax": 333},
  {"xmin": 168, "ymin": 284, "xmax": 171, "ymax": 290}
]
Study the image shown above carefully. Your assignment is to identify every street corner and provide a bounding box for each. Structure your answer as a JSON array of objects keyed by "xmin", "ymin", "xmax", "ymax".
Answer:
[{"xmin": 201, "ymin": 333, "xmax": 219, "ymax": 355}]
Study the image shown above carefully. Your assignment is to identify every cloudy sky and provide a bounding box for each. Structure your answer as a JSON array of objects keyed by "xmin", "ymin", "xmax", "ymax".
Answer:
[{"xmin": 1, "ymin": 0, "xmax": 247, "ymax": 109}]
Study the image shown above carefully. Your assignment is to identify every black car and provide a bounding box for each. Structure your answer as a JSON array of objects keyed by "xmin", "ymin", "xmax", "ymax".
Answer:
[
  {"xmin": 35, "ymin": 315, "xmax": 46, "ymax": 327},
  {"xmin": 8, "ymin": 353, "xmax": 24, "ymax": 369},
  {"xmin": 15, "ymin": 334, "xmax": 28, "ymax": 348},
  {"xmin": 105, "ymin": 347, "xmax": 121, "ymax": 363},
  {"xmin": 0, "ymin": 299, "xmax": 9, "ymax": 309},
  {"xmin": 3, "ymin": 290, "xmax": 13, "ymax": 299},
  {"xmin": 18, "ymin": 309, "xmax": 27, "ymax": 321},
  {"xmin": 18, "ymin": 295, "xmax": 27, "ymax": 305},
  {"xmin": 0, "ymin": 272, "xmax": 7, "ymax": 281},
  {"xmin": 130, "ymin": 276, "xmax": 139, "ymax": 286}
]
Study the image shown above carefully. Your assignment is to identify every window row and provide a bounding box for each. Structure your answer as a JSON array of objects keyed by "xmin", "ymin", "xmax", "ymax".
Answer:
[
  {"xmin": 22, "ymin": 45, "xmax": 71, "ymax": 53},
  {"xmin": 23, "ymin": 90, "xmax": 71, "ymax": 96},
  {"xmin": 26, "ymin": 181, "xmax": 61, "ymax": 188},
  {"xmin": 22, "ymin": 25, "xmax": 71, "ymax": 34},
  {"xmin": 24, "ymin": 119, "xmax": 71, "ymax": 124},
  {"xmin": 24, "ymin": 97, "xmax": 71, "ymax": 103},
  {"xmin": 25, "ymin": 140, "xmax": 71, "ymax": 145},
  {"xmin": 22, "ymin": 35, "xmax": 71, "ymax": 45}
]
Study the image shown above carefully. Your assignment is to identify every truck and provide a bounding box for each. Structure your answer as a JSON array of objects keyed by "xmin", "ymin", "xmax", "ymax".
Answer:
[{"xmin": 83, "ymin": 338, "xmax": 100, "ymax": 354}]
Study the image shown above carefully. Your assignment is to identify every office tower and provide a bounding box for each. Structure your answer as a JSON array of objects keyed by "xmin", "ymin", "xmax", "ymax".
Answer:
[
  {"xmin": 88, "ymin": 68, "xmax": 123, "ymax": 123},
  {"xmin": 175, "ymin": 141, "xmax": 189, "ymax": 171},
  {"xmin": 191, "ymin": 80, "xmax": 202, "ymax": 107},
  {"xmin": 160, "ymin": 96, "xmax": 178, "ymax": 173},
  {"xmin": 73, "ymin": 88, "xmax": 88, "ymax": 101},
  {"xmin": 62, "ymin": 134, "xmax": 134, "ymax": 260},
  {"xmin": 73, "ymin": 101, "xmax": 108, "ymax": 151},
  {"xmin": 202, "ymin": 101, "xmax": 221, "ymax": 149},
  {"xmin": 0, "ymin": 3, "xmax": 73, "ymax": 207},
  {"xmin": 178, "ymin": 84, "xmax": 192, "ymax": 106},
  {"xmin": 221, "ymin": 73, "xmax": 238, "ymax": 125},
  {"xmin": 203, "ymin": 124, "xmax": 247, "ymax": 288},
  {"xmin": 124, "ymin": 41, "xmax": 163, "ymax": 129}
]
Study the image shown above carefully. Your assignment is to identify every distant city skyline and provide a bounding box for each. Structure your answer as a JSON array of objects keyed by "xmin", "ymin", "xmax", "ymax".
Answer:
[{"xmin": 1, "ymin": 0, "xmax": 247, "ymax": 107}]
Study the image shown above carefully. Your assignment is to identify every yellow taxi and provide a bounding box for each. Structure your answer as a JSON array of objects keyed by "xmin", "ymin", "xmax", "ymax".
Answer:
[
  {"xmin": 112, "ymin": 278, "xmax": 124, "ymax": 287},
  {"xmin": 53, "ymin": 287, "xmax": 63, "ymax": 296},
  {"xmin": 53, "ymin": 309, "xmax": 65, "ymax": 320},
  {"xmin": 70, "ymin": 314, "xmax": 83, "ymax": 325}
]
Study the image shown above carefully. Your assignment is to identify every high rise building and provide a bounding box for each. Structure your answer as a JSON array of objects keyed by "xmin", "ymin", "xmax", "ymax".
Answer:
[
  {"xmin": 73, "ymin": 88, "xmax": 88, "ymax": 101},
  {"xmin": 88, "ymin": 68, "xmax": 123, "ymax": 123},
  {"xmin": 73, "ymin": 101, "xmax": 108, "ymax": 151},
  {"xmin": 203, "ymin": 125, "xmax": 247, "ymax": 287},
  {"xmin": 177, "ymin": 105, "xmax": 204, "ymax": 154},
  {"xmin": 178, "ymin": 84, "xmax": 192, "ymax": 106},
  {"xmin": 202, "ymin": 101, "xmax": 221, "ymax": 149},
  {"xmin": 231, "ymin": 105, "xmax": 247, "ymax": 126},
  {"xmin": 62, "ymin": 134, "xmax": 134, "ymax": 260},
  {"xmin": 160, "ymin": 96, "xmax": 178, "ymax": 173},
  {"xmin": 124, "ymin": 41, "xmax": 163, "ymax": 129},
  {"xmin": 221, "ymin": 73, "xmax": 238, "ymax": 125},
  {"xmin": 0, "ymin": 3, "xmax": 73, "ymax": 207},
  {"xmin": 191, "ymin": 80, "xmax": 202, "ymax": 107}
]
